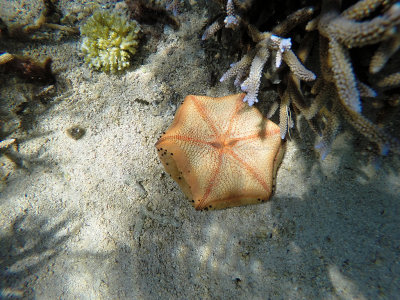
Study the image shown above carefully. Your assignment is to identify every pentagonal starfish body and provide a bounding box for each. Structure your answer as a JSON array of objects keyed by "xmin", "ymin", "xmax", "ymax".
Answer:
[{"xmin": 156, "ymin": 93, "xmax": 285, "ymax": 210}]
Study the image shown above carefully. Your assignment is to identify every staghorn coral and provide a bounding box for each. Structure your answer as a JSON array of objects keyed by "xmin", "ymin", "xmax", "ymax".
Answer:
[
  {"xmin": 316, "ymin": 0, "xmax": 400, "ymax": 113},
  {"xmin": 308, "ymin": 0, "xmax": 400, "ymax": 157},
  {"xmin": 202, "ymin": 0, "xmax": 241, "ymax": 40},
  {"xmin": 377, "ymin": 71, "xmax": 400, "ymax": 88},
  {"xmin": 204, "ymin": 3, "xmax": 316, "ymax": 107},
  {"xmin": 80, "ymin": 10, "xmax": 141, "ymax": 72},
  {"xmin": 204, "ymin": 1, "xmax": 316, "ymax": 134},
  {"xmin": 203, "ymin": 0, "xmax": 400, "ymax": 159},
  {"xmin": 369, "ymin": 31, "xmax": 400, "ymax": 74}
]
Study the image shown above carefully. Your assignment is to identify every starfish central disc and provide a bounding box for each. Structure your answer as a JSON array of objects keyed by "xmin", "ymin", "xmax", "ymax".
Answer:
[
  {"xmin": 210, "ymin": 135, "xmax": 238, "ymax": 149},
  {"xmin": 156, "ymin": 93, "xmax": 285, "ymax": 210}
]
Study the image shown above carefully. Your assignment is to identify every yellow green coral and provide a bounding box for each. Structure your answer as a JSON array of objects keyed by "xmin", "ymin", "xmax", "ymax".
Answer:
[{"xmin": 80, "ymin": 10, "xmax": 141, "ymax": 72}]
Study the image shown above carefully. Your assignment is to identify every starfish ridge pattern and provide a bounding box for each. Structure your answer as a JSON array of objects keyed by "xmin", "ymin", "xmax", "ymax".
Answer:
[{"xmin": 156, "ymin": 93, "xmax": 285, "ymax": 210}]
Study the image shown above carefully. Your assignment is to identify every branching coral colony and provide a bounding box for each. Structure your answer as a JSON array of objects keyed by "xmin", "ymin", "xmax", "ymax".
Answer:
[{"xmin": 203, "ymin": 0, "xmax": 400, "ymax": 159}]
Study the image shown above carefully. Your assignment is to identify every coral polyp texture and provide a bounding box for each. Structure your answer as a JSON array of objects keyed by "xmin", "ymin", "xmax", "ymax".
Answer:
[
  {"xmin": 203, "ymin": 0, "xmax": 400, "ymax": 159},
  {"xmin": 80, "ymin": 10, "xmax": 141, "ymax": 72}
]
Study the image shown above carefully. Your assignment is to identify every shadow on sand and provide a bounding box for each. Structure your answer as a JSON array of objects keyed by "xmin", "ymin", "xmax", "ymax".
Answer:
[{"xmin": 0, "ymin": 212, "xmax": 78, "ymax": 299}]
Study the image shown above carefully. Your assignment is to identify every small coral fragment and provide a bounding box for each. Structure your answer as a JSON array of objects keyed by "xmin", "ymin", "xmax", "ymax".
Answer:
[
  {"xmin": 125, "ymin": 0, "xmax": 179, "ymax": 29},
  {"xmin": 66, "ymin": 126, "xmax": 86, "ymax": 140},
  {"xmin": 0, "ymin": 52, "xmax": 55, "ymax": 84},
  {"xmin": 80, "ymin": 10, "xmax": 141, "ymax": 72}
]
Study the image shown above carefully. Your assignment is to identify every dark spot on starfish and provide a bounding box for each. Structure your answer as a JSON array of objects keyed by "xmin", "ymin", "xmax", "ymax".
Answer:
[
  {"xmin": 166, "ymin": 163, "xmax": 169, "ymax": 165},
  {"xmin": 178, "ymin": 176, "xmax": 181, "ymax": 180},
  {"xmin": 204, "ymin": 207, "xmax": 208, "ymax": 211}
]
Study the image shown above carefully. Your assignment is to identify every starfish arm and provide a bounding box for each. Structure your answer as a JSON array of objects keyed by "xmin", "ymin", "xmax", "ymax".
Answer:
[
  {"xmin": 225, "ymin": 148, "xmax": 271, "ymax": 195},
  {"xmin": 195, "ymin": 152, "xmax": 223, "ymax": 210},
  {"xmin": 156, "ymin": 134, "xmax": 216, "ymax": 147}
]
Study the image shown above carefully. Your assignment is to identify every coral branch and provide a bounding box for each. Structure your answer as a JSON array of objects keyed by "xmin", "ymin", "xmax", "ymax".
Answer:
[{"xmin": 241, "ymin": 48, "xmax": 270, "ymax": 106}]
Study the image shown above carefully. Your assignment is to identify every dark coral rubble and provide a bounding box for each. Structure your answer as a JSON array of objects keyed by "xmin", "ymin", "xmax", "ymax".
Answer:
[
  {"xmin": 0, "ymin": 53, "xmax": 55, "ymax": 84},
  {"xmin": 203, "ymin": 0, "xmax": 400, "ymax": 159},
  {"xmin": 125, "ymin": 0, "xmax": 180, "ymax": 29}
]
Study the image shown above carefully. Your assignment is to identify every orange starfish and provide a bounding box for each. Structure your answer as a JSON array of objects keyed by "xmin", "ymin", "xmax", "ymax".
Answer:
[{"xmin": 156, "ymin": 93, "xmax": 285, "ymax": 210}]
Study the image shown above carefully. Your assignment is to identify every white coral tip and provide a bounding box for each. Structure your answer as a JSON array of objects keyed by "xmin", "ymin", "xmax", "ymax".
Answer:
[{"xmin": 243, "ymin": 94, "xmax": 257, "ymax": 106}]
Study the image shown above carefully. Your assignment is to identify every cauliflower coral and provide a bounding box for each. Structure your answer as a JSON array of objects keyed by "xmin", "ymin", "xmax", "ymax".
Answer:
[{"xmin": 80, "ymin": 10, "xmax": 141, "ymax": 72}]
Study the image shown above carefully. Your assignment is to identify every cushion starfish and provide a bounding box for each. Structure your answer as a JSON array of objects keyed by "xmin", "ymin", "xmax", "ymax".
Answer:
[{"xmin": 156, "ymin": 93, "xmax": 285, "ymax": 210}]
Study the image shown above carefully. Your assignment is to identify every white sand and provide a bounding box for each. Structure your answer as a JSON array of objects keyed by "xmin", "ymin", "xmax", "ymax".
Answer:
[{"xmin": 1, "ymin": 1, "xmax": 400, "ymax": 299}]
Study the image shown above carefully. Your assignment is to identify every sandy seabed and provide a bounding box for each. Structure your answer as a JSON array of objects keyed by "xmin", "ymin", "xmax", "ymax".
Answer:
[{"xmin": 1, "ymin": 1, "xmax": 400, "ymax": 299}]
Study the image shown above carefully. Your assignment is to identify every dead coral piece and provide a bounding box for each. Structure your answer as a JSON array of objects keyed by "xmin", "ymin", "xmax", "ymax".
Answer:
[
  {"xmin": 1, "ymin": 0, "xmax": 79, "ymax": 40},
  {"xmin": 0, "ymin": 52, "xmax": 55, "ymax": 84},
  {"xmin": 66, "ymin": 126, "xmax": 86, "ymax": 140},
  {"xmin": 125, "ymin": 0, "xmax": 179, "ymax": 29}
]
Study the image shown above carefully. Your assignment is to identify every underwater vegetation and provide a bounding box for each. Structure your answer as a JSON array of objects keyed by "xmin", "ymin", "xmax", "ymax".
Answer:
[
  {"xmin": 80, "ymin": 10, "xmax": 141, "ymax": 72},
  {"xmin": 203, "ymin": 0, "xmax": 400, "ymax": 160}
]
